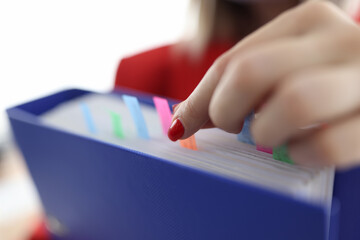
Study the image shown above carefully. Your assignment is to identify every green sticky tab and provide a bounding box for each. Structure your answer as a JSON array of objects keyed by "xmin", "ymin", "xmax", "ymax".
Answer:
[
  {"xmin": 110, "ymin": 111, "xmax": 125, "ymax": 139},
  {"xmin": 273, "ymin": 145, "xmax": 293, "ymax": 164}
]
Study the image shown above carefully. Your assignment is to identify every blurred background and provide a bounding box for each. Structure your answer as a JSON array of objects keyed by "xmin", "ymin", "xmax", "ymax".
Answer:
[
  {"xmin": 0, "ymin": 1, "xmax": 189, "ymax": 239},
  {"xmin": 2, "ymin": 0, "xmax": 359, "ymax": 239}
]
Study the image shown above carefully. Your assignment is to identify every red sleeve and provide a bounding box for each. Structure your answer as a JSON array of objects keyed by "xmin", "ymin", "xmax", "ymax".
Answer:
[{"xmin": 114, "ymin": 45, "xmax": 171, "ymax": 96}]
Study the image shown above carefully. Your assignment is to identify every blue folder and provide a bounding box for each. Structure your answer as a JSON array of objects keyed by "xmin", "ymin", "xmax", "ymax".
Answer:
[{"xmin": 6, "ymin": 88, "xmax": 360, "ymax": 240}]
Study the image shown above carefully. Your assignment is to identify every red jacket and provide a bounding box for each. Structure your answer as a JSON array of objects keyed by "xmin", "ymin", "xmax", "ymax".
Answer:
[
  {"xmin": 115, "ymin": 7, "xmax": 360, "ymax": 101},
  {"xmin": 114, "ymin": 42, "xmax": 233, "ymax": 101}
]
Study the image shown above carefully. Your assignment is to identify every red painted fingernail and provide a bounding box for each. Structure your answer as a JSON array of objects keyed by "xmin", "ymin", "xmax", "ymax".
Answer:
[{"xmin": 168, "ymin": 118, "xmax": 184, "ymax": 141}]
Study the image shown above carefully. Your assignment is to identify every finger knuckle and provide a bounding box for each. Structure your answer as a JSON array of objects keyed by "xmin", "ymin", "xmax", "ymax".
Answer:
[
  {"xmin": 228, "ymin": 54, "xmax": 258, "ymax": 91},
  {"xmin": 289, "ymin": 1, "xmax": 338, "ymax": 32},
  {"xmin": 278, "ymin": 82, "xmax": 311, "ymax": 128},
  {"xmin": 274, "ymin": 6, "xmax": 308, "ymax": 35},
  {"xmin": 302, "ymin": 1, "xmax": 337, "ymax": 17},
  {"xmin": 293, "ymin": 2, "xmax": 317, "ymax": 21},
  {"xmin": 332, "ymin": 29, "xmax": 360, "ymax": 54}
]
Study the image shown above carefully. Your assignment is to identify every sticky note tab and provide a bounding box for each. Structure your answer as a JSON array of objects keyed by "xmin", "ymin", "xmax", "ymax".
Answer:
[
  {"xmin": 180, "ymin": 135, "xmax": 198, "ymax": 151},
  {"xmin": 153, "ymin": 96, "xmax": 173, "ymax": 135},
  {"xmin": 80, "ymin": 103, "xmax": 96, "ymax": 134},
  {"xmin": 122, "ymin": 95, "xmax": 149, "ymax": 139},
  {"xmin": 273, "ymin": 145, "xmax": 293, "ymax": 164},
  {"xmin": 110, "ymin": 111, "xmax": 124, "ymax": 139},
  {"xmin": 237, "ymin": 112, "xmax": 255, "ymax": 145},
  {"xmin": 256, "ymin": 145, "xmax": 273, "ymax": 154}
]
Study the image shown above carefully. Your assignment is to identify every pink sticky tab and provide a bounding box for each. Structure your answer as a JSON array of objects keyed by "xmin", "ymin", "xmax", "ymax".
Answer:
[
  {"xmin": 153, "ymin": 96, "xmax": 173, "ymax": 135},
  {"xmin": 256, "ymin": 145, "xmax": 273, "ymax": 154},
  {"xmin": 180, "ymin": 135, "xmax": 198, "ymax": 151}
]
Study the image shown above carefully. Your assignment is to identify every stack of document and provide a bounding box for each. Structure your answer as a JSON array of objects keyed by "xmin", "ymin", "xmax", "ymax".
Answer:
[{"xmin": 41, "ymin": 93, "xmax": 334, "ymax": 209}]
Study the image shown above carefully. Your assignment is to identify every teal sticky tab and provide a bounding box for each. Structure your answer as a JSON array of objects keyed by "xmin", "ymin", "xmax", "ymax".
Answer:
[
  {"xmin": 273, "ymin": 145, "xmax": 293, "ymax": 164},
  {"xmin": 122, "ymin": 95, "xmax": 149, "ymax": 139},
  {"xmin": 80, "ymin": 103, "xmax": 97, "ymax": 134},
  {"xmin": 237, "ymin": 112, "xmax": 255, "ymax": 145}
]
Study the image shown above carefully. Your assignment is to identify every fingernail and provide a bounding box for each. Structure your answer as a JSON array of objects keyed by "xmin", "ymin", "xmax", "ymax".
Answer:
[{"xmin": 168, "ymin": 118, "xmax": 185, "ymax": 141}]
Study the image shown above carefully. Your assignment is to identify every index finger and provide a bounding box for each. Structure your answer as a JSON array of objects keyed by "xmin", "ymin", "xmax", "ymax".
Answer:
[{"xmin": 169, "ymin": 6, "xmax": 302, "ymax": 141}]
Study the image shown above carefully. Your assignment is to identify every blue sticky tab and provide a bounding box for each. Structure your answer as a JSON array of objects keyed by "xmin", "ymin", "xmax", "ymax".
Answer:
[
  {"xmin": 80, "ymin": 103, "xmax": 97, "ymax": 134},
  {"xmin": 237, "ymin": 112, "xmax": 255, "ymax": 145},
  {"xmin": 122, "ymin": 95, "xmax": 149, "ymax": 139}
]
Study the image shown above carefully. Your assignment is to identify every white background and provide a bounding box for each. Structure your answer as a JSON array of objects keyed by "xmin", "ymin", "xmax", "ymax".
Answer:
[{"xmin": 0, "ymin": 0, "xmax": 189, "ymax": 143}]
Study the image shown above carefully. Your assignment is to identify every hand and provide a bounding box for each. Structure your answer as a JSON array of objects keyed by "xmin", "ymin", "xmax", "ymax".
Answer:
[{"xmin": 169, "ymin": 1, "xmax": 360, "ymax": 169}]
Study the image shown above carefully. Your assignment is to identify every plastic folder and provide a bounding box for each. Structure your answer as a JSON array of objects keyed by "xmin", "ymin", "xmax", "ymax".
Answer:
[{"xmin": 6, "ymin": 88, "xmax": 360, "ymax": 240}]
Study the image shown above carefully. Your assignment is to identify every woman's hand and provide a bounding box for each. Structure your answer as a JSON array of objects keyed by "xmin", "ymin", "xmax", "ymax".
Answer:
[{"xmin": 170, "ymin": 1, "xmax": 360, "ymax": 169}]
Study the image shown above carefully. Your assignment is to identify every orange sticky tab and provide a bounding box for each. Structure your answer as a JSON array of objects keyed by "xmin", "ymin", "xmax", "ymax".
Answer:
[{"xmin": 179, "ymin": 135, "xmax": 198, "ymax": 150}]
